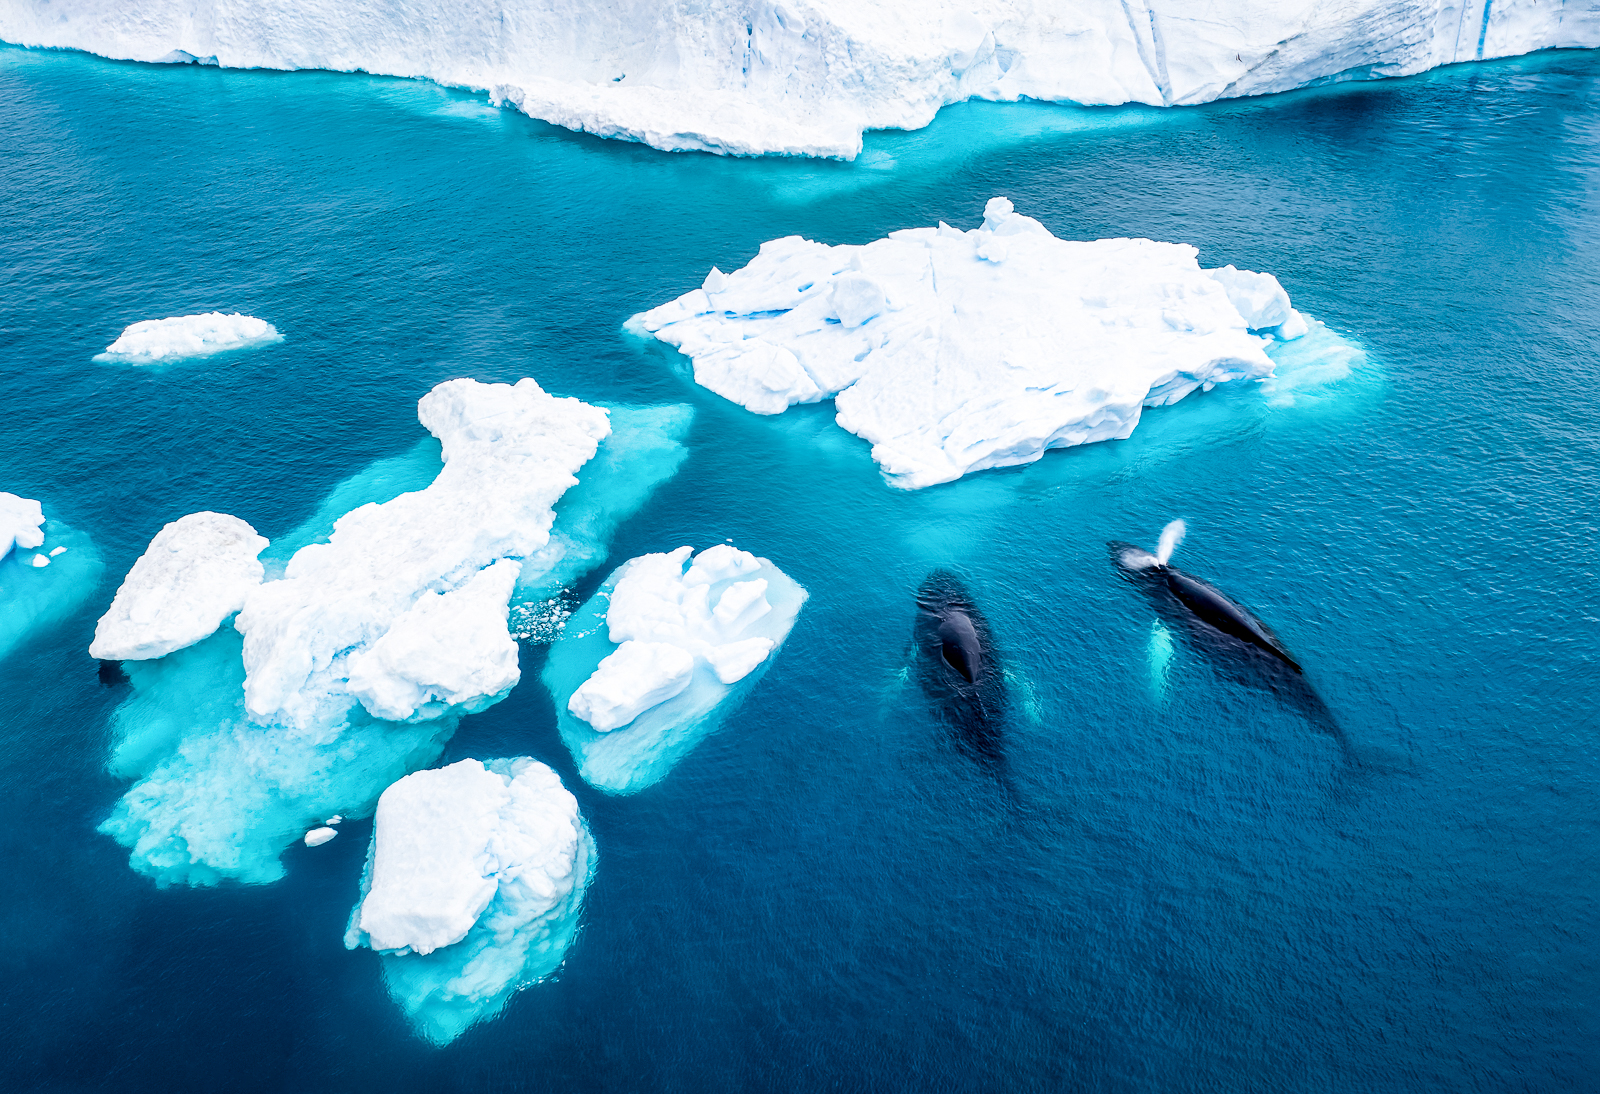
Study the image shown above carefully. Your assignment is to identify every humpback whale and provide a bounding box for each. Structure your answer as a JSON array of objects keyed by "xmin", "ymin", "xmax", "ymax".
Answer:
[
  {"xmin": 914, "ymin": 570, "xmax": 1006, "ymax": 764},
  {"xmin": 1112, "ymin": 521, "xmax": 1302, "ymax": 673}
]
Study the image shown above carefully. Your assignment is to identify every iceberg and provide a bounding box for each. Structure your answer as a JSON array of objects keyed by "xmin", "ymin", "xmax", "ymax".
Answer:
[
  {"xmin": 98, "ymin": 380, "xmax": 693, "ymax": 886},
  {"xmin": 95, "ymin": 312, "xmax": 282, "ymax": 363},
  {"xmin": 4, "ymin": 1, "xmax": 1595, "ymax": 158},
  {"xmin": 544, "ymin": 544, "xmax": 806, "ymax": 794},
  {"xmin": 637, "ymin": 197, "xmax": 1326, "ymax": 488},
  {"xmin": 1, "ymin": 492, "xmax": 45, "ymax": 559},
  {"xmin": 89, "ymin": 511, "xmax": 268, "ymax": 661},
  {"xmin": 345, "ymin": 757, "xmax": 594, "ymax": 1046},
  {"xmin": 0, "ymin": 507, "xmax": 103, "ymax": 663}
]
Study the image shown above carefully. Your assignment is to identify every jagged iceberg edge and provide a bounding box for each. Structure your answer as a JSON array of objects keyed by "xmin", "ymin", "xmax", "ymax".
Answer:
[
  {"xmin": 344, "ymin": 758, "xmax": 595, "ymax": 1047},
  {"xmin": 94, "ymin": 312, "xmax": 283, "ymax": 363},
  {"xmin": 543, "ymin": 545, "xmax": 806, "ymax": 795},
  {"xmin": 0, "ymin": 512, "xmax": 103, "ymax": 663},
  {"xmin": 635, "ymin": 197, "xmax": 1352, "ymax": 489},
  {"xmin": 4, "ymin": 1, "xmax": 1595, "ymax": 158},
  {"xmin": 98, "ymin": 391, "xmax": 693, "ymax": 887}
]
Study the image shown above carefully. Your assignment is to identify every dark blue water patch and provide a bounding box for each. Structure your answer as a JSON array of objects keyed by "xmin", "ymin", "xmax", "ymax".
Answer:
[{"xmin": 2, "ymin": 43, "xmax": 1600, "ymax": 1093}]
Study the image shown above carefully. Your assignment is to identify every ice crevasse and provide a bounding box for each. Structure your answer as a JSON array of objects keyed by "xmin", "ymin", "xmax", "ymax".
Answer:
[
  {"xmin": 3, "ymin": 1, "xmax": 1594, "ymax": 158},
  {"xmin": 345, "ymin": 757, "xmax": 595, "ymax": 1046},
  {"xmin": 96, "ymin": 378, "xmax": 694, "ymax": 886},
  {"xmin": 637, "ymin": 197, "xmax": 1338, "ymax": 489},
  {"xmin": 545, "ymin": 543, "xmax": 807, "ymax": 794}
]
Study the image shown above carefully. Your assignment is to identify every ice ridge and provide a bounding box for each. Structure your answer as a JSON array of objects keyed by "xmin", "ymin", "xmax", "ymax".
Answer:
[
  {"xmin": 544, "ymin": 543, "xmax": 806, "ymax": 794},
  {"xmin": 97, "ymin": 381, "xmax": 693, "ymax": 886},
  {"xmin": 345, "ymin": 757, "xmax": 595, "ymax": 1046},
  {"xmin": 4, "ymin": 1, "xmax": 1594, "ymax": 158},
  {"xmin": 637, "ymin": 197, "xmax": 1318, "ymax": 488},
  {"xmin": 95, "ymin": 312, "xmax": 282, "ymax": 363}
]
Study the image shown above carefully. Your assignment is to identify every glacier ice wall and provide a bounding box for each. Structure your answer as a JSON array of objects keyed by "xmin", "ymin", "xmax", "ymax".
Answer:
[
  {"xmin": 637, "ymin": 197, "xmax": 1333, "ymax": 488},
  {"xmin": 345, "ymin": 757, "xmax": 595, "ymax": 1046},
  {"xmin": 544, "ymin": 544, "xmax": 806, "ymax": 794},
  {"xmin": 3, "ymin": 1, "xmax": 1594, "ymax": 158},
  {"xmin": 98, "ymin": 387, "xmax": 693, "ymax": 886}
]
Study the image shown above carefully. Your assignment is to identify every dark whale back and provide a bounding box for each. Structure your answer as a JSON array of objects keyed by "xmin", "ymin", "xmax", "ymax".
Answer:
[
  {"xmin": 914, "ymin": 570, "xmax": 1005, "ymax": 764},
  {"xmin": 1163, "ymin": 568, "xmax": 1301, "ymax": 673}
]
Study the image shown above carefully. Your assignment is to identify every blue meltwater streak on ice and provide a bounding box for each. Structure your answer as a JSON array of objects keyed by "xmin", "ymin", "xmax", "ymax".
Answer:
[{"xmin": 97, "ymin": 405, "xmax": 692, "ymax": 886}]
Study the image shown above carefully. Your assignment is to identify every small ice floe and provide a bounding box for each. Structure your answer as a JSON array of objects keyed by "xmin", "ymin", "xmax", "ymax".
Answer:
[
  {"xmin": 303, "ymin": 827, "xmax": 337, "ymax": 847},
  {"xmin": 32, "ymin": 554, "xmax": 49, "ymax": 568},
  {"xmin": 96, "ymin": 312, "xmax": 283, "ymax": 364},
  {"xmin": 49, "ymin": 546, "xmax": 66, "ymax": 557}
]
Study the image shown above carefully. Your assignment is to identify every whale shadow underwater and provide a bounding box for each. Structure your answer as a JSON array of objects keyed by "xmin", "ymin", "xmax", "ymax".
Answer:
[
  {"xmin": 1110, "ymin": 522, "xmax": 1349, "ymax": 754},
  {"xmin": 913, "ymin": 569, "xmax": 1010, "ymax": 775}
]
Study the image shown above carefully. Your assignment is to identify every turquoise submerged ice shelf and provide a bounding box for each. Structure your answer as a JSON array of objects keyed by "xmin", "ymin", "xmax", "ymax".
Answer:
[
  {"xmin": 97, "ymin": 404, "xmax": 692, "ymax": 887},
  {"xmin": 3, "ymin": 43, "xmax": 1600, "ymax": 1093}
]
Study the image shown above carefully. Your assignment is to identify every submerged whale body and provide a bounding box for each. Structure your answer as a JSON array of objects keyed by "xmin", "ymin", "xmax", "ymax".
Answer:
[
  {"xmin": 914, "ymin": 570, "xmax": 1005, "ymax": 763},
  {"xmin": 1112, "ymin": 521, "xmax": 1302, "ymax": 674}
]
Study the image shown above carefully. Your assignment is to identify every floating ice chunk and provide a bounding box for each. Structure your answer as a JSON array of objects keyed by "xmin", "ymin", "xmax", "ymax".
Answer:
[
  {"xmin": 1205, "ymin": 265, "xmax": 1294, "ymax": 332},
  {"xmin": 49, "ymin": 546, "xmax": 66, "ymax": 557},
  {"xmin": 345, "ymin": 558, "xmax": 523, "ymax": 723},
  {"xmin": 96, "ymin": 312, "xmax": 283, "ymax": 363},
  {"xmin": 325, "ymin": 815, "xmax": 343, "ymax": 825},
  {"xmin": 7, "ymin": 1, "xmax": 1593, "ymax": 159},
  {"xmin": 545, "ymin": 545, "xmax": 805, "ymax": 793},
  {"xmin": 304, "ymin": 827, "xmax": 337, "ymax": 847},
  {"xmin": 31, "ymin": 554, "xmax": 49, "ymax": 568},
  {"xmin": 89, "ymin": 512, "xmax": 268, "ymax": 661},
  {"xmin": 1, "ymin": 493, "xmax": 45, "ymax": 560},
  {"xmin": 568, "ymin": 640, "xmax": 696, "ymax": 732},
  {"xmin": 637, "ymin": 198, "xmax": 1320, "ymax": 488},
  {"xmin": 235, "ymin": 377, "xmax": 609, "ymax": 731},
  {"xmin": 345, "ymin": 757, "xmax": 594, "ymax": 1045},
  {"xmin": 98, "ymin": 392, "xmax": 691, "ymax": 888}
]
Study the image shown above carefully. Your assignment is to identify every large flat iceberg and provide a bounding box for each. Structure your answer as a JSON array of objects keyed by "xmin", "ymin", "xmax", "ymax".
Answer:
[
  {"xmin": 637, "ymin": 197, "xmax": 1321, "ymax": 488},
  {"xmin": 345, "ymin": 757, "xmax": 594, "ymax": 1046},
  {"xmin": 544, "ymin": 544, "xmax": 806, "ymax": 794},
  {"xmin": 4, "ymin": 1, "xmax": 1594, "ymax": 158},
  {"xmin": 89, "ymin": 511, "xmax": 267, "ymax": 661},
  {"xmin": 95, "ymin": 312, "xmax": 282, "ymax": 363},
  {"xmin": 97, "ymin": 381, "xmax": 693, "ymax": 886}
]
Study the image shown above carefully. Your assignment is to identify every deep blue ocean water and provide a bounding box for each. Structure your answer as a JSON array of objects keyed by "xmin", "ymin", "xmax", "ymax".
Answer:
[{"xmin": 3, "ymin": 43, "xmax": 1599, "ymax": 1093}]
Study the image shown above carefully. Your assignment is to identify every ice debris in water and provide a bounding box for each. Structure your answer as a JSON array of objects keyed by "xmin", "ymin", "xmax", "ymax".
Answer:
[
  {"xmin": 7, "ymin": 1, "xmax": 1594, "ymax": 158},
  {"xmin": 1, "ymin": 493, "xmax": 45, "ymax": 560},
  {"xmin": 637, "ymin": 197, "xmax": 1325, "ymax": 488},
  {"xmin": 0, "ymin": 500, "xmax": 103, "ymax": 663},
  {"xmin": 90, "ymin": 512, "xmax": 268, "ymax": 661},
  {"xmin": 545, "ymin": 544, "xmax": 806, "ymax": 794},
  {"xmin": 508, "ymin": 592, "xmax": 578, "ymax": 644},
  {"xmin": 97, "ymin": 388, "xmax": 692, "ymax": 886},
  {"xmin": 96, "ymin": 312, "xmax": 283, "ymax": 363},
  {"xmin": 303, "ymin": 827, "xmax": 337, "ymax": 847},
  {"xmin": 345, "ymin": 758, "xmax": 594, "ymax": 1046}
]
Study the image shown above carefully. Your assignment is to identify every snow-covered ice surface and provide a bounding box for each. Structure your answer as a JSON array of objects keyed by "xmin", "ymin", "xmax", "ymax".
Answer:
[
  {"xmin": 1, "ymin": 492, "xmax": 45, "ymax": 559},
  {"xmin": 0, "ymin": 512, "xmax": 103, "ymax": 663},
  {"xmin": 637, "ymin": 197, "xmax": 1347, "ymax": 488},
  {"xmin": 97, "ymin": 384, "xmax": 692, "ymax": 886},
  {"xmin": 544, "ymin": 544, "xmax": 806, "ymax": 794},
  {"xmin": 5, "ymin": 1, "xmax": 1597, "ymax": 157},
  {"xmin": 95, "ymin": 312, "xmax": 282, "ymax": 363},
  {"xmin": 89, "ymin": 512, "xmax": 267, "ymax": 661},
  {"xmin": 345, "ymin": 758, "xmax": 595, "ymax": 1046}
]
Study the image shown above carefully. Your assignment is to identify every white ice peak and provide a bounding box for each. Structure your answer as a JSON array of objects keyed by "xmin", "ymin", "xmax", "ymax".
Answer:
[
  {"xmin": 3, "ymin": 1, "xmax": 1592, "ymax": 158},
  {"xmin": 638, "ymin": 197, "xmax": 1306, "ymax": 488}
]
